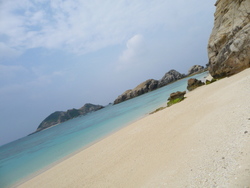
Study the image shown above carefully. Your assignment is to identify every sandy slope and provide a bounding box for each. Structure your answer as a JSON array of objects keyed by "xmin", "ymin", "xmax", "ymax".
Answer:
[{"xmin": 19, "ymin": 69, "xmax": 250, "ymax": 188}]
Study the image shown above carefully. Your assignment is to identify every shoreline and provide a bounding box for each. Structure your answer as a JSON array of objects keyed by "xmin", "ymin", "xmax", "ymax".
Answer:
[
  {"xmin": 19, "ymin": 69, "xmax": 250, "ymax": 187},
  {"xmin": 14, "ymin": 113, "xmax": 149, "ymax": 188}
]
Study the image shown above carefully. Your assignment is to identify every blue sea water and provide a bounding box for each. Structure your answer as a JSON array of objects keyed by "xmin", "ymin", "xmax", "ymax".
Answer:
[{"xmin": 0, "ymin": 72, "xmax": 208, "ymax": 188}]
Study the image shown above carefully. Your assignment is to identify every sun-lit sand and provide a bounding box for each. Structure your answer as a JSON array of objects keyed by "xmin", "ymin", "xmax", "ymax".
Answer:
[{"xmin": 19, "ymin": 69, "xmax": 250, "ymax": 188}]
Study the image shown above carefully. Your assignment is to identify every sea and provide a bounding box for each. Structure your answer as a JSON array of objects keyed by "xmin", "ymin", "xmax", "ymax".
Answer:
[{"xmin": 0, "ymin": 72, "xmax": 208, "ymax": 188}]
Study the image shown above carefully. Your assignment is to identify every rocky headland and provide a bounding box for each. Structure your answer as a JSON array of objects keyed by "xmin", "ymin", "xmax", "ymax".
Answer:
[
  {"xmin": 35, "ymin": 103, "xmax": 104, "ymax": 132},
  {"xmin": 208, "ymin": 0, "xmax": 250, "ymax": 78},
  {"xmin": 114, "ymin": 65, "xmax": 207, "ymax": 104},
  {"xmin": 114, "ymin": 69, "xmax": 186, "ymax": 104},
  {"xmin": 158, "ymin": 69, "xmax": 186, "ymax": 87},
  {"xmin": 187, "ymin": 65, "xmax": 205, "ymax": 76}
]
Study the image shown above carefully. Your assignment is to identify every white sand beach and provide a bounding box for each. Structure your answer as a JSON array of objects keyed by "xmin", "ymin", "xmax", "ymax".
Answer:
[{"xmin": 19, "ymin": 69, "xmax": 250, "ymax": 188}]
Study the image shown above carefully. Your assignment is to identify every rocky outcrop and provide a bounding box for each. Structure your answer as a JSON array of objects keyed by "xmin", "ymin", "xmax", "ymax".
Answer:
[
  {"xmin": 167, "ymin": 91, "xmax": 186, "ymax": 107},
  {"xmin": 36, "ymin": 103, "xmax": 104, "ymax": 132},
  {"xmin": 168, "ymin": 91, "xmax": 186, "ymax": 101},
  {"xmin": 188, "ymin": 65, "xmax": 205, "ymax": 75},
  {"xmin": 114, "ymin": 79, "xmax": 159, "ymax": 104},
  {"xmin": 187, "ymin": 78, "xmax": 205, "ymax": 91},
  {"xmin": 114, "ymin": 70, "xmax": 185, "ymax": 104},
  {"xmin": 158, "ymin": 70, "xmax": 185, "ymax": 87},
  {"xmin": 208, "ymin": 0, "xmax": 250, "ymax": 78}
]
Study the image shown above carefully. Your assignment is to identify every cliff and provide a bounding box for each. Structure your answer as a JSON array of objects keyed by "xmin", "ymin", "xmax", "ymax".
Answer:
[
  {"xmin": 114, "ymin": 70, "xmax": 185, "ymax": 104},
  {"xmin": 36, "ymin": 103, "xmax": 104, "ymax": 132},
  {"xmin": 208, "ymin": 0, "xmax": 250, "ymax": 78}
]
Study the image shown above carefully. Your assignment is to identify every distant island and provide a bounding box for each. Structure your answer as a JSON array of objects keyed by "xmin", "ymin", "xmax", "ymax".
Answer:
[
  {"xmin": 33, "ymin": 103, "xmax": 104, "ymax": 133},
  {"xmin": 113, "ymin": 65, "xmax": 205, "ymax": 104},
  {"xmin": 33, "ymin": 65, "xmax": 206, "ymax": 133}
]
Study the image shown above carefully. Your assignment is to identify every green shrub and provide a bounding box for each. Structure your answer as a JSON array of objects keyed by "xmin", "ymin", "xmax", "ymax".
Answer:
[{"xmin": 167, "ymin": 97, "xmax": 186, "ymax": 107}]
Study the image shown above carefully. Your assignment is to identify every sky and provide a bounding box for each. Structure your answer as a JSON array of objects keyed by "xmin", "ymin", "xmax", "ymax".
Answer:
[{"xmin": 0, "ymin": 0, "xmax": 216, "ymax": 146}]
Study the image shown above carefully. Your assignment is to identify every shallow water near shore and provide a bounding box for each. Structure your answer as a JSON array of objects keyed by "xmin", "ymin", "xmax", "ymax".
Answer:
[{"xmin": 0, "ymin": 72, "xmax": 208, "ymax": 188}]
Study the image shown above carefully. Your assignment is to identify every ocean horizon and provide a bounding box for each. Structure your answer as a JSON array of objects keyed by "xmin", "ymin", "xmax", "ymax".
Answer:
[{"xmin": 0, "ymin": 72, "xmax": 208, "ymax": 188}]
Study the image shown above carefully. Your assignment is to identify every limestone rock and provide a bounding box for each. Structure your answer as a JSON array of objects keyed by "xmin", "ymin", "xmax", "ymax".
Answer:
[
  {"xmin": 114, "ymin": 79, "xmax": 159, "ymax": 104},
  {"xmin": 167, "ymin": 91, "xmax": 186, "ymax": 107},
  {"xmin": 187, "ymin": 78, "xmax": 205, "ymax": 91},
  {"xmin": 113, "ymin": 69, "xmax": 185, "ymax": 104},
  {"xmin": 168, "ymin": 91, "xmax": 186, "ymax": 101},
  {"xmin": 188, "ymin": 65, "xmax": 205, "ymax": 75},
  {"xmin": 36, "ymin": 103, "xmax": 104, "ymax": 132},
  {"xmin": 158, "ymin": 70, "xmax": 185, "ymax": 87},
  {"xmin": 208, "ymin": 0, "xmax": 250, "ymax": 78}
]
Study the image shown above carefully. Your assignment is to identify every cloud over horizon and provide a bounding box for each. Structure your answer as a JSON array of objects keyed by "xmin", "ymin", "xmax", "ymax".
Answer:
[
  {"xmin": 1, "ymin": 0, "xmax": 214, "ymax": 57},
  {"xmin": 116, "ymin": 34, "xmax": 146, "ymax": 71}
]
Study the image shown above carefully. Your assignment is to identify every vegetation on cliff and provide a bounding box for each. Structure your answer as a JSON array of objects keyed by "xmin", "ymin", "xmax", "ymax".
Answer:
[{"xmin": 36, "ymin": 103, "xmax": 104, "ymax": 132}]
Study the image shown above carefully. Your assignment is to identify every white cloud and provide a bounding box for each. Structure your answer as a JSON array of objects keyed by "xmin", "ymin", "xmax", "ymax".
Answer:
[
  {"xmin": 116, "ymin": 34, "xmax": 146, "ymax": 71},
  {"xmin": 0, "ymin": 0, "xmax": 215, "ymax": 57}
]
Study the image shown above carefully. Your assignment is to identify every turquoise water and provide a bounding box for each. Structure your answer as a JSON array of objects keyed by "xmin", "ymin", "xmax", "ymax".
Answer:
[{"xmin": 0, "ymin": 72, "xmax": 208, "ymax": 187}]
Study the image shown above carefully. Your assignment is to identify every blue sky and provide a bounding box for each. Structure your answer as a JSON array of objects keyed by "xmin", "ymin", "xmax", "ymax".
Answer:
[{"xmin": 0, "ymin": 0, "xmax": 216, "ymax": 146}]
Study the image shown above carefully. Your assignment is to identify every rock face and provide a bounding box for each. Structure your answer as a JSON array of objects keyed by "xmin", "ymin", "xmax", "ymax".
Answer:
[
  {"xmin": 36, "ymin": 103, "xmax": 104, "ymax": 132},
  {"xmin": 114, "ymin": 79, "xmax": 159, "ymax": 104},
  {"xmin": 158, "ymin": 70, "xmax": 185, "ymax": 87},
  {"xmin": 187, "ymin": 78, "xmax": 205, "ymax": 91},
  {"xmin": 114, "ymin": 70, "xmax": 185, "ymax": 104},
  {"xmin": 188, "ymin": 65, "xmax": 205, "ymax": 75},
  {"xmin": 208, "ymin": 0, "xmax": 250, "ymax": 78},
  {"xmin": 168, "ymin": 91, "xmax": 186, "ymax": 101},
  {"xmin": 167, "ymin": 91, "xmax": 186, "ymax": 107}
]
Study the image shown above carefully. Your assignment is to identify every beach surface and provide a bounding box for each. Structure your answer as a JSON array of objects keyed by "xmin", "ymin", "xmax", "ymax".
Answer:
[{"xmin": 19, "ymin": 69, "xmax": 250, "ymax": 188}]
